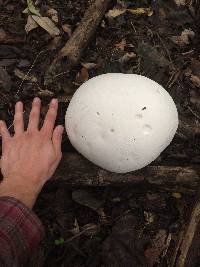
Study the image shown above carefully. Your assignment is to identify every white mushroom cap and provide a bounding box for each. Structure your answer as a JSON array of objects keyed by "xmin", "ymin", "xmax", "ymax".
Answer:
[{"xmin": 65, "ymin": 73, "xmax": 179, "ymax": 173}]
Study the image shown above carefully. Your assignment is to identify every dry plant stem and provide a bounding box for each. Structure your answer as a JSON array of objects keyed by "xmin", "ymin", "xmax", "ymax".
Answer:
[
  {"xmin": 45, "ymin": 0, "xmax": 111, "ymax": 85},
  {"xmin": 174, "ymin": 200, "xmax": 200, "ymax": 267},
  {"xmin": 53, "ymin": 153, "xmax": 200, "ymax": 191}
]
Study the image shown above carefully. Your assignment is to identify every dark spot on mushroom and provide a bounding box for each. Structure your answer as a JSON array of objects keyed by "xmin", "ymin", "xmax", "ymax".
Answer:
[
  {"xmin": 112, "ymin": 113, "xmax": 114, "ymax": 116},
  {"xmin": 142, "ymin": 107, "xmax": 146, "ymax": 110},
  {"xmin": 81, "ymin": 136, "xmax": 84, "ymax": 138},
  {"xmin": 133, "ymin": 138, "xmax": 136, "ymax": 141},
  {"xmin": 135, "ymin": 114, "xmax": 143, "ymax": 119},
  {"xmin": 97, "ymin": 112, "xmax": 100, "ymax": 115},
  {"xmin": 110, "ymin": 128, "xmax": 115, "ymax": 133},
  {"xmin": 126, "ymin": 158, "xmax": 129, "ymax": 161}
]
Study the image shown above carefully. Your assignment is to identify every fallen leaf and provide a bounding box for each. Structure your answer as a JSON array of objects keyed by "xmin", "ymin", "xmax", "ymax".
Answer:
[
  {"xmin": 144, "ymin": 211, "xmax": 155, "ymax": 224},
  {"xmin": 115, "ymin": 38, "xmax": 126, "ymax": 50},
  {"xmin": 27, "ymin": 0, "xmax": 41, "ymax": 16},
  {"xmin": 106, "ymin": 8, "xmax": 126, "ymax": 18},
  {"xmin": 55, "ymin": 237, "xmax": 65, "ymax": 246},
  {"xmin": 25, "ymin": 15, "xmax": 38, "ymax": 33},
  {"xmin": 81, "ymin": 62, "xmax": 98, "ymax": 69},
  {"xmin": 22, "ymin": 7, "xmax": 29, "ymax": 14},
  {"xmin": 174, "ymin": 0, "xmax": 186, "ymax": 6},
  {"xmin": 46, "ymin": 8, "xmax": 59, "ymax": 23},
  {"xmin": 81, "ymin": 223, "xmax": 100, "ymax": 236},
  {"xmin": 172, "ymin": 192, "xmax": 182, "ymax": 199},
  {"xmin": 119, "ymin": 52, "xmax": 136, "ymax": 64},
  {"xmin": 190, "ymin": 74, "xmax": 200, "ymax": 87},
  {"xmin": 74, "ymin": 67, "xmax": 89, "ymax": 85},
  {"xmin": 72, "ymin": 189, "xmax": 102, "ymax": 211},
  {"xmin": 38, "ymin": 89, "xmax": 54, "ymax": 97},
  {"xmin": 127, "ymin": 7, "xmax": 153, "ymax": 16},
  {"xmin": 32, "ymin": 15, "xmax": 60, "ymax": 37},
  {"xmin": 171, "ymin": 29, "xmax": 195, "ymax": 46},
  {"xmin": 62, "ymin": 24, "xmax": 72, "ymax": 36},
  {"xmin": 69, "ymin": 218, "xmax": 80, "ymax": 235},
  {"xmin": 14, "ymin": 68, "xmax": 37, "ymax": 83},
  {"xmin": 106, "ymin": 7, "xmax": 153, "ymax": 18}
]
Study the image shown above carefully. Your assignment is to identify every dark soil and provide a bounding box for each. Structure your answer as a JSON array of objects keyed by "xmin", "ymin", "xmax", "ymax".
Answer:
[{"xmin": 0, "ymin": 0, "xmax": 200, "ymax": 266}]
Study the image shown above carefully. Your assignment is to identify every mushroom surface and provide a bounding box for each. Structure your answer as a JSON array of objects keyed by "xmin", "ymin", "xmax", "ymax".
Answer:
[{"xmin": 65, "ymin": 73, "xmax": 179, "ymax": 173}]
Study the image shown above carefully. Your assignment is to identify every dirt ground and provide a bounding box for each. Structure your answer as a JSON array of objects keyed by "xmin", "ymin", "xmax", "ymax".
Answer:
[{"xmin": 0, "ymin": 0, "xmax": 200, "ymax": 266}]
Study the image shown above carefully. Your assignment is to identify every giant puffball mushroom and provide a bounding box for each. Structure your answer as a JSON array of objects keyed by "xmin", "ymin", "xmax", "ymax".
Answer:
[{"xmin": 65, "ymin": 73, "xmax": 179, "ymax": 173}]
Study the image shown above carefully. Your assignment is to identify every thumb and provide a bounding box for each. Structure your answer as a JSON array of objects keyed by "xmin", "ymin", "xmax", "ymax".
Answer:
[{"xmin": 52, "ymin": 125, "xmax": 64, "ymax": 159}]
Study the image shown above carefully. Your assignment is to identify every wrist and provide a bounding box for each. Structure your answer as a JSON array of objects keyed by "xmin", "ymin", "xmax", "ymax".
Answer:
[{"xmin": 0, "ymin": 177, "xmax": 43, "ymax": 209}]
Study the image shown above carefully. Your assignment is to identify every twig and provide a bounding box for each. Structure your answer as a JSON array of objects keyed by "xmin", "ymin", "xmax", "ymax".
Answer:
[
  {"xmin": 15, "ymin": 50, "xmax": 47, "ymax": 96},
  {"xmin": 174, "ymin": 199, "xmax": 200, "ymax": 267},
  {"xmin": 187, "ymin": 106, "xmax": 200, "ymax": 121}
]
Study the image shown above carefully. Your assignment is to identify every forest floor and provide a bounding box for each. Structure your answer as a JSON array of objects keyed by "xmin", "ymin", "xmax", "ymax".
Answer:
[{"xmin": 0, "ymin": 0, "xmax": 200, "ymax": 266}]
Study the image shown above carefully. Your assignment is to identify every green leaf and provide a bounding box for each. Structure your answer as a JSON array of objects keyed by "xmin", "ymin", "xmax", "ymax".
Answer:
[
  {"xmin": 27, "ymin": 0, "xmax": 41, "ymax": 16},
  {"xmin": 55, "ymin": 237, "xmax": 65, "ymax": 245}
]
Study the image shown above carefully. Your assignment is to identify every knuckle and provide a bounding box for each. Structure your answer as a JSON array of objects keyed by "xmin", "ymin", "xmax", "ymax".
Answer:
[
  {"xmin": 30, "ymin": 111, "xmax": 39, "ymax": 119},
  {"xmin": 14, "ymin": 114, "xmax": 22, "ymax": 124}
]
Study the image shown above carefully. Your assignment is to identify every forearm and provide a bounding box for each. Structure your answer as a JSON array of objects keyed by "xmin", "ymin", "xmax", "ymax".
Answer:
[{"xmin": 0, "ymin": 197, "xmax": 44, "ymax": 267}]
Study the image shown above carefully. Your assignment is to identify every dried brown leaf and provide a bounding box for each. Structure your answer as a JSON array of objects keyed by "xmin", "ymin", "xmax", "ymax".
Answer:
[
  {"xmin": 69, "ymin": 218, "xmax": 80, "ymax": 235},
  {"xmin": 62, "ymin": 24, "xmax": 72, "ymax": 36},
  {"xmin": 174, "ymin": 0, "xmax": 186, "ymax": 6},
  {"xmin": 171, "ymin": 29, "xmax": 195, "ymax": 46},
  {"xmin": 190, "ymin": 74, "xmax": 200, "ymax": 87},
  {"xmin": 115, "ymin": 39, "xmax": 126, "ymax": 51},
  {"xmin": 46, "ymin": 8, "xmax": 59, "ymax": 23},
  {"xmin": 81, "ymin": 62, "xmax": 98, "ymax": 69},
  {"xmin": 81, "ymin": 223, "xmax": 100, "ymax": 236},
  {"xmin": 32, "ymin": 15, "xmax": 60, "ymax": 37},
  {"xmin": 25, "ymin": 15, "xmax": 38, "ymax": 34},
  {"xmin": 119, "ymin": 52, "xmax": 136, "ymax": 64},
  {"xmin": 106, "ymin": 8, "xmax": 126, "ymax": 18},
  {"xmin": 14, "ymin": 68, "xmax": 37, "ymax": 83},
  {"xmin": 74, "ymin": 67, "xmax": 89, "ymax": 85}
]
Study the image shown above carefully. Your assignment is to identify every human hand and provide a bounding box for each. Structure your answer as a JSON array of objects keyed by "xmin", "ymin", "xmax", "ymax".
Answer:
[{"xmin": 0, "ymin": 97, "xmax": 64, "ymax": 208}]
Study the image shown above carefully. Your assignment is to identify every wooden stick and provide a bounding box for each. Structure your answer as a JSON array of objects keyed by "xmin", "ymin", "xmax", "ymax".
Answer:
[
  {"xmin": 44, "ymin": 0, "xmax": 111, "ymax": 85},
  {"xmin": 174, "ymin": 198, "xmax": 200, "ymax": 267},
  {"xmin": 52, "ymin": 153, "xmax": 200, "ymax": 191}
]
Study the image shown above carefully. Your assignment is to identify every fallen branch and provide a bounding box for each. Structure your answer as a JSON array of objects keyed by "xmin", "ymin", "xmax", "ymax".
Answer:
[
  {"xmin": 44, "ymin": 0, "xmax": 111, "ymax": 86},
  {"xmin": 53, "ymin": 153, "xmax": 200, "ymax": 191},
  {"xmin": 173, "ymin": 198, "xmax": 200, "ymax": 267}
]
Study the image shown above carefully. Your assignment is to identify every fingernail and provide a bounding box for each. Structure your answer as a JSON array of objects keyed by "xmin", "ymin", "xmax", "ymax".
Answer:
[
  {"xmin": 16, "ymin": 101, "xmax": 22, "ymax": 108},
  {"xmin": 0, "ymin": 120, "xmax": 3, "ymax": 125},
  {"xmin": 33, "ymin": 97, "xmax": 40, "ymax": 103},
  {"xmin": 51, "ymin": 98, "xmax": 58, "ymax": 105}
]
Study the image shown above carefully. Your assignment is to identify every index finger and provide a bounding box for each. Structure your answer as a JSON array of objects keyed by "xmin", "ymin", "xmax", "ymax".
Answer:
[
  {"xmin": 41, "ymin": 99, "xmax": 58, "ymax": 139},
  {"xmin": 0, "ymin": 120, "xmax": 11, "ymax": 154}
]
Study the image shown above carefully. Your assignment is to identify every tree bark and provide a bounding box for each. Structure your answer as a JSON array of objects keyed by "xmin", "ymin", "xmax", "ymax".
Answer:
[{"xmin": 53, "ymin": 153, "xmax": 200, "ymax": 192}]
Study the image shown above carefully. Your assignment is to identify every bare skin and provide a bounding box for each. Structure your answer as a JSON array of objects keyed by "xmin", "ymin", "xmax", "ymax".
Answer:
[{"xmin": 0, "ymin": 97, "xmax": 64, "ymax": 208}]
